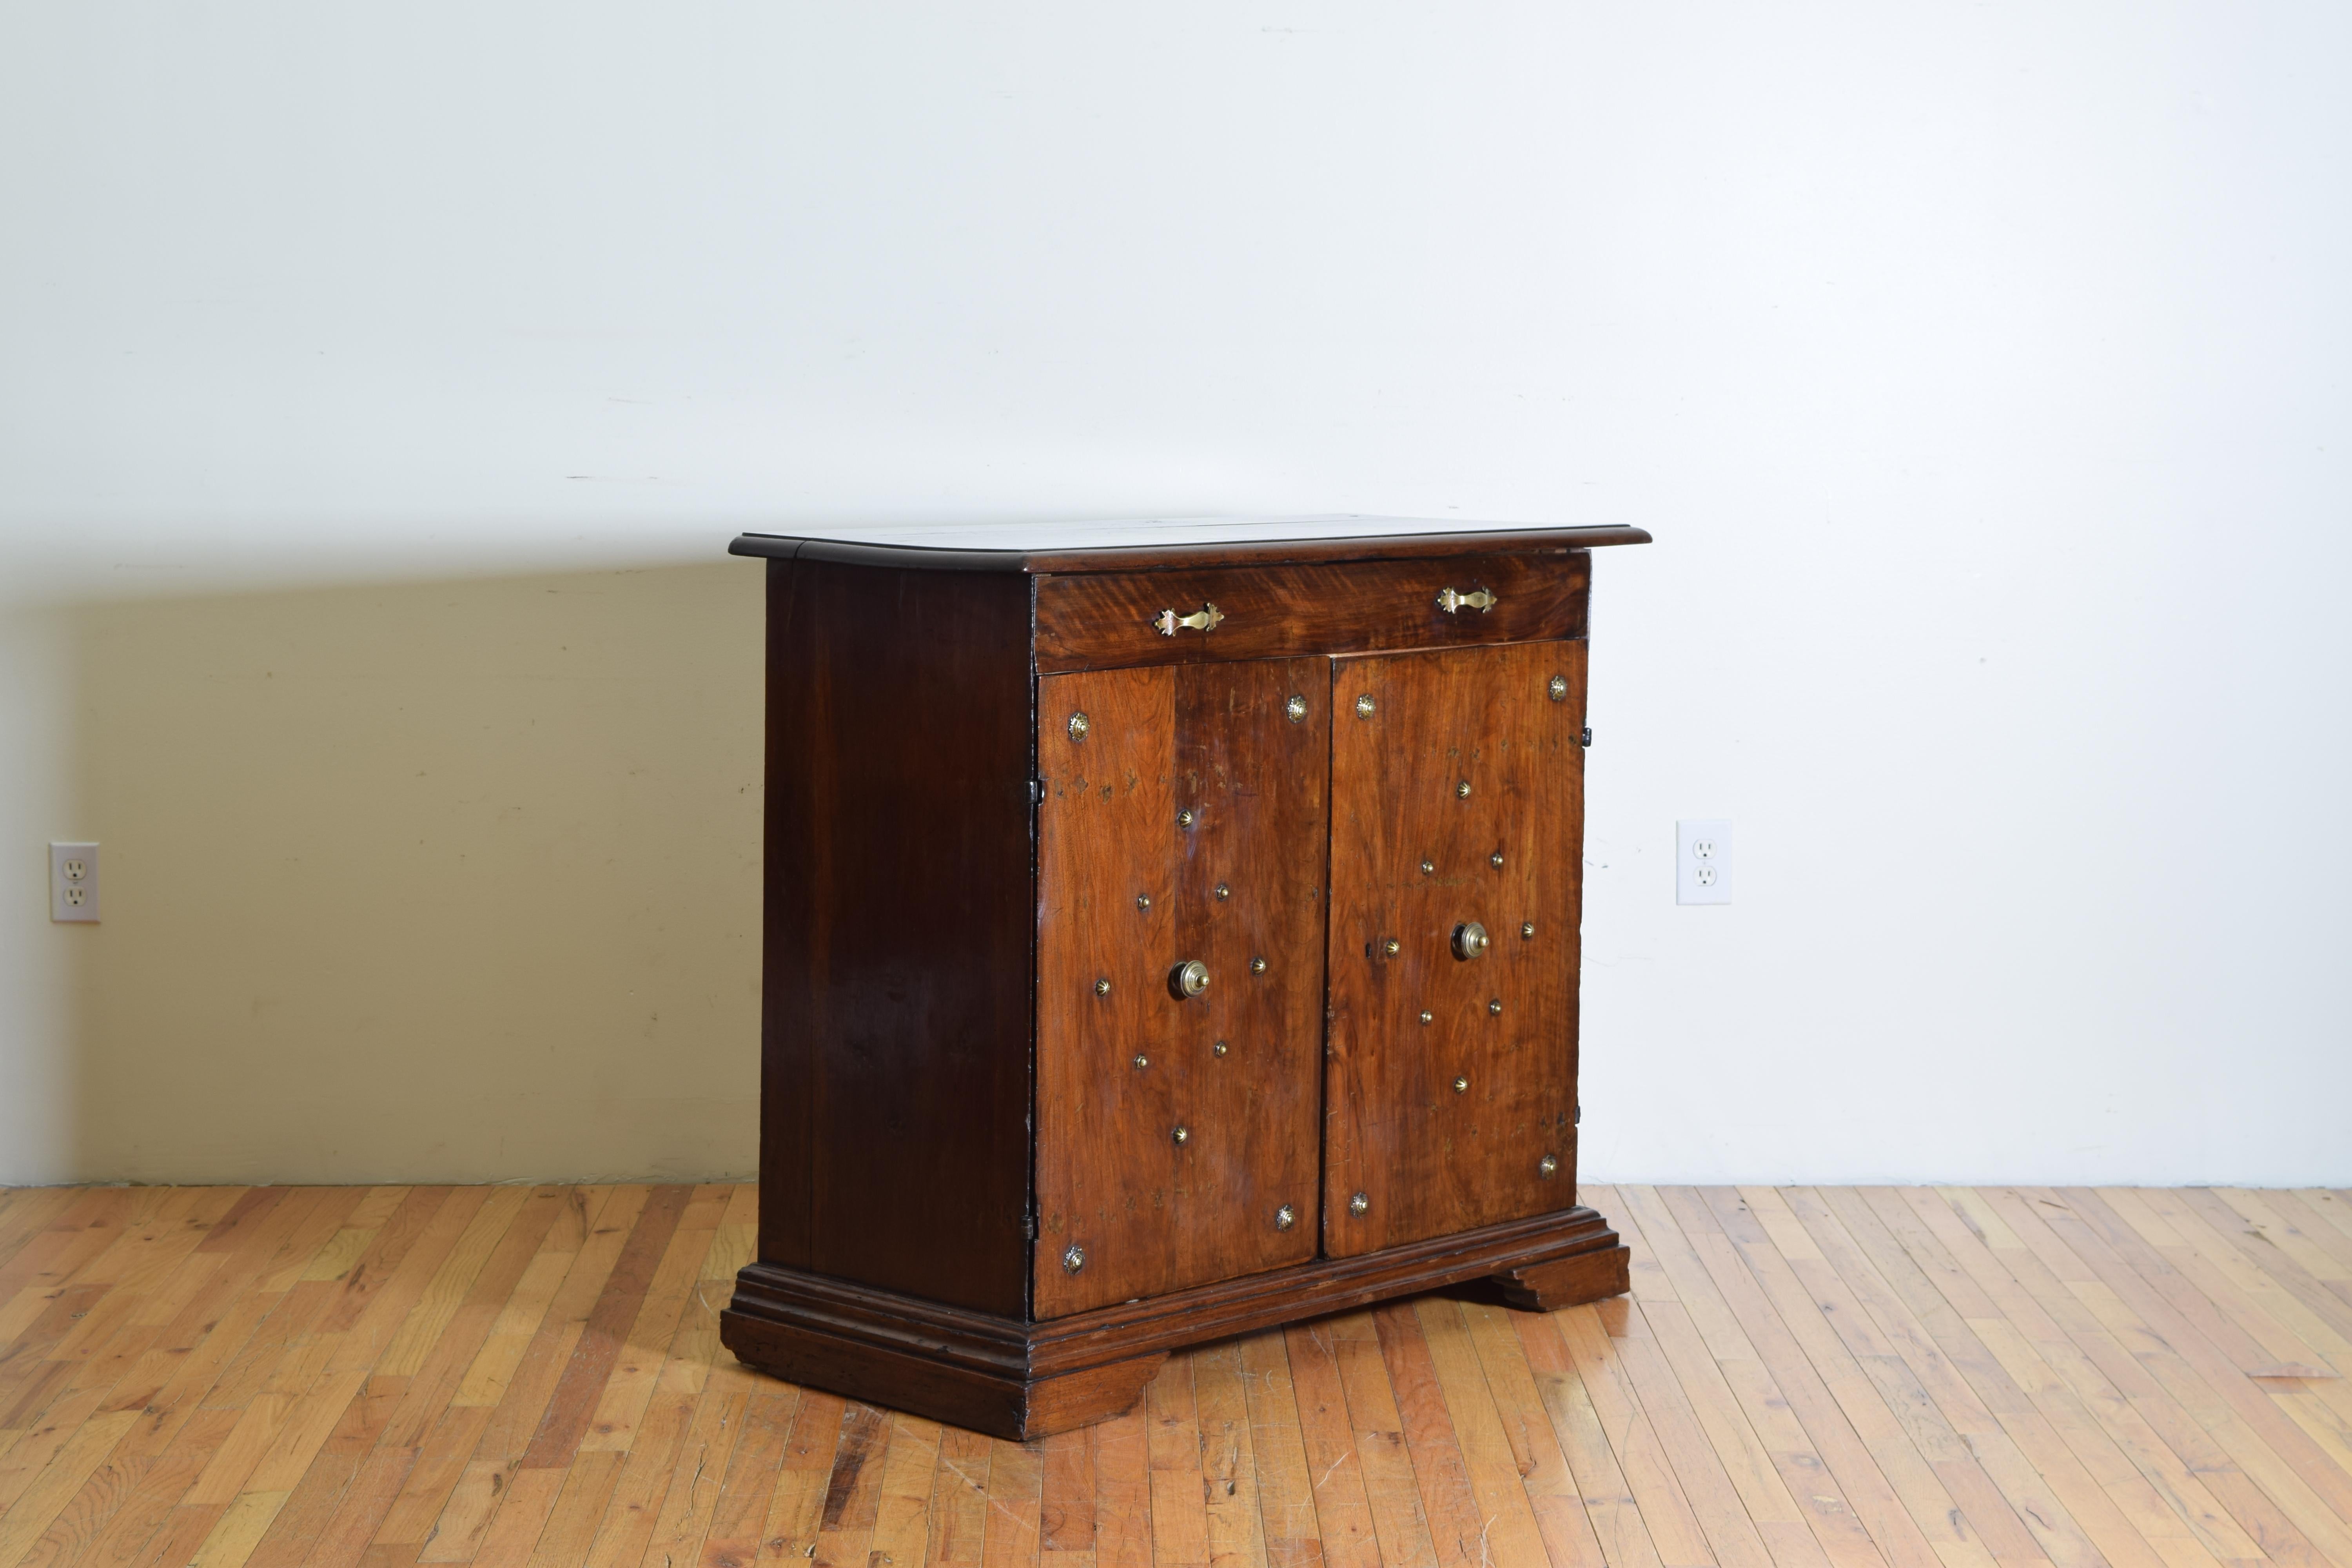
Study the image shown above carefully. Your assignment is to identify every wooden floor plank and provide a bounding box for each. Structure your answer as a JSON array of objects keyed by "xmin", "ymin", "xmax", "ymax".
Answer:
[
  {"xmin": 2017, "ymin": 1187, "xmax": 2352, "ymax": 1547},
  {"xmin": 1232, "ymin": 1329, "xmax": 1325, "ymax": 1568},
  {"xmin": 1084, "ymin": 1410, "xmax": 1148, "ymax": 1568},
  {"xmin": 980, "ymin": 1436, "xmax": 1042, "ymax": 1568},
  {"xmin": 1191, "ymin": 1339, "xmax": 1270, "ymax": 1568},
  {"xmin": 926, "ymin": 1424, "xmax": 995, "ymax": 1568},
  {"xmin": 1411, "ymin": 1297, "xmax": 1561, "ymax": 1568},
  {"xmin": 816, "ymin": 1400, "xmax": 896, "ymax": 1568},
  {"xmin": 755, "ymin": 1385, "xmax": 844, "ymax": 1564},
  {"xmin": 1456, "ymin": 1300, "xmax": 1609, "ymax": 1568},
  {"xmin": 869, "ymin": 1414, "xmax": 946, "ymax": 1568},
  {"xmin": 1925, "ymin": 1188, "xmax": 2274, "ymax": 1568},
  {"xmin": 1966, "ymin": 1185, "xmax": 2339, "ymax": 1568},
  {"xmin": 1548, "ymin": 1303, "xmax": 1717, "ymax": 1568},
  {"xmin": 693, "ymin": 1387, "xmax": 799, "ymax": 1568},
  {"xmin": 2204, "ymin": 1190, "xmax": 2352, "ymax": 1323},
  {"xmin": 1507, "ymin": 1307, "xmax": 1664, "ymax": 1568},
  {"xmin": 1786, "ymin": 1186, "xmax": 2081, "ymax": 1567},
  {"xmin": 1370, "ymin": 1301, "xmax": 1491, "ymax": 1568},
  {"xmin": 1839, "ymin": 1184, "xmax": 2167, "ymax": 1568},
  {"xmin": 1645, "ymin": 1187, "xmax": 1955, "ymax": 1568},
  {"xmin": 1623, "ymin": 1187, "xmax": 1916, "ymax": 1568},
  {"xmin": 1278, "ymin": 1321, "xmax": 1381, "ymax": 1568},
  {"xmin": 1038, "ymin": 1411, "xmax": 1097, "ymax": 1561},
  {"xmin": 6, "ymin": 1184, "xmax": 2349, "ymax": 1568},
  {"xmin": 630, "ymin": 1384, "xmax": 750, "ymax": 1568},
  {"xmin": 1144, "ymin": 1355, "xmax": 1210, "ymax": 1568}
]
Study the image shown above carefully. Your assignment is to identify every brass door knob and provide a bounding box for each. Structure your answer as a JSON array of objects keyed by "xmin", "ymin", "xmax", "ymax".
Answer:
[
  {"xmin": 1170, "ymin": 959, "xmax": 1211, "ymax": 999},
  {"xmin": 1452, "ymin": 922, "xmax": 1490, "ymax": 961}
]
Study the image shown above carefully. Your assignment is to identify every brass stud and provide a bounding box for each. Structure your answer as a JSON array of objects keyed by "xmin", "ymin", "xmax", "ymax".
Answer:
[
  {"xmin": 1453, "ymin": 1075, "xmax": 1470, "ymax": 1094},
  {"xmin": 1349, "ymin": 1191, "xmax": 1370, "ymax": 1216},
  {"xmin": 1420, "ymin": 858, "xmax": 1436, "ymax": 875},
  {"xmin": 1383, "ymin": 938, "xmax": 1401, "ymax": 957},
  {"xmin": 1133, "ymin": 1054, "xmax": 1149, "ymax": 1070},
  {"xmin": 1063, "ymin": 1243, "xmax": 1086, "ymax": 1272},
  {"xmin": 1285, "ymin": 695, "xmax": 1308, "ymax": 722},
  {"xmin": 1069, "ymin": 711, "xmax": 1091, "ymax": 740},
  {"xmin": 1177, "ymin": 808, "xmax": 1195, "ymax": 828},
  {"xmin": 1274, "ymin": 1203, "xmax": 1296, "ymax": 1231},
  {"xmin": 1488, "ymin": 998, "xmax": 1503, "ymax": 1015},
  {"xmin": 1521, "ymin": 921, "xmax": 1535, "ymax": 938},
  {"xmin": 1136, "ymin": 894, "xmax": 1152, "ymax": 911},
  {"xmin": 1456, "ymin": 780, "xmax": 1471, "ymax": 799},
  {"xmin": 1214, "ymin": 883, "xmax": 1230, "ymax": 901},
  {"xmin": 1250, "ymin": 956, "xmax": 1267, "ymax": 975},
  {"xmin": 1548, "ymin": 675, "xmax": 1568, "ymax": 702},
  {"xmin": 1212, "ymin": 1039, "xmax": 1229, "ymax": 1057},
  {"xmin": 1354, "ymin": 694, "xmax": 1376, "ymax": 717},
  {"xmin": 1171, "ymin": 1125, "xmax": 1190, "ymax": 1146},
  {"xmin": 1094, "ymin": 977, "xmax": 1111, "ymax": 996},
  {"xmin": 1419, "ymin": 1010, "xmax": 1434, "ymax": 1025},
  {"xmin": 1539, "ymin": 1153, "xmax": 1560, "ymax": 1179},
  {"xmin": 1490, "ymin": 851, "xmax": 1504, "ymax": 869}
]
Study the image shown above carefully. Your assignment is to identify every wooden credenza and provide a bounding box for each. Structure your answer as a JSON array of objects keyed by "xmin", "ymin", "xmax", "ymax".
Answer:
[{"xmin": 719, "ymin": 519, "xmax": 1648, "ymax": 1439}]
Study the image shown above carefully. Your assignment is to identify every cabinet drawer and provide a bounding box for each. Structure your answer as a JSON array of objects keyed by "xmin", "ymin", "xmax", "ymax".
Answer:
[{"xmin": 1032, "ymin": 551, "xmax": 1589, "ymax": 673}]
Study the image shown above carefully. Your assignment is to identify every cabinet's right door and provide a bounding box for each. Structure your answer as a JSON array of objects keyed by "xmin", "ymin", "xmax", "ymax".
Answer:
[{"xmin": 1323, "ymin": 640, "xmax": 1587, "ymax": 1256}]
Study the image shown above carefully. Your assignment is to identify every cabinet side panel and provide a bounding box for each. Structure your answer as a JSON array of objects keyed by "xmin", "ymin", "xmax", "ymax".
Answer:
[
  {"xmin": 1323, "ymin": 640, "xmax": 1586, "ymax": 1256},
  {"xmin": 1033, "ymin": 659, "xmax": 1328, "ymax": 1317},
  {"xmin": 759, "ymin": 556, "xmax": 810, "ymax": 1267},
  {"xmin": 768, "ymin": 559, "xmax": 1035, "ymax": 1316}
]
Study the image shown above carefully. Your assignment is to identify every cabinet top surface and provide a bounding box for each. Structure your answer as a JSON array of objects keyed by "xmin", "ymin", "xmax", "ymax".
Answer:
[{"xmin": 730, "ymin": 515, "xmax": 1651, "ymax": 573}]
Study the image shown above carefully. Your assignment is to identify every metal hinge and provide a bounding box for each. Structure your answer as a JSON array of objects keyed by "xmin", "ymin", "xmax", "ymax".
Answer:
[{"xmin": 1579, "ymin": 727, "xmax": 1593, "ymax": 748}]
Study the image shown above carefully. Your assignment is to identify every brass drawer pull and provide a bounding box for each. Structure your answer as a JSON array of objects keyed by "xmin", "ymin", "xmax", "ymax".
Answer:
[
  {"xmin": 1153, "ymin": 603, "xmax": 1225, "ymax": 637},
  {"xmin": 1435, "ymin": 586, "xmax": 1497, "ymax": 614}
]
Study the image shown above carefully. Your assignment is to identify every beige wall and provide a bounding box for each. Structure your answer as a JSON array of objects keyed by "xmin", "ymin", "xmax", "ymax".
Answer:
[{"xmin": 52, "ymin": 563, "xmax": 764, "ymax": 1183}]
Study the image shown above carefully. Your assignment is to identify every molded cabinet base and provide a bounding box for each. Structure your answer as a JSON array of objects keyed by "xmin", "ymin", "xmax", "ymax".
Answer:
[{"xmin": 722, "ymin": 1204, "xmax": 1626, "ymax": 1440}]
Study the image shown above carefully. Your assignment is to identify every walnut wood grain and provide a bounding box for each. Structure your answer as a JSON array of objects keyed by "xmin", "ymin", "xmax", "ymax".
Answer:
[
  {"xmin": 1032, "ymin": 658, "xmax": 1329, "ymax": 1317},
  {"xmin": 759, "ymin": 555, "xmax": 1036, "ymax": 1315},
  {"xmin": 1323, "ymin": 641, "xmax": 1588, "ymax": 1257},
  {"xmin": 757, "ymin": 557, "xmax": 809, "ymax": 1269},
  {"xmin": 1032, "ymin": 553, "xmax": 1590, "ymax": 673}
]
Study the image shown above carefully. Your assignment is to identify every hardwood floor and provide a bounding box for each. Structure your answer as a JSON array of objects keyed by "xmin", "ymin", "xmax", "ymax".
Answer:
[{"xmin": 2, "ymin": 1183, "xmax": 2348, "ymax": 1568}]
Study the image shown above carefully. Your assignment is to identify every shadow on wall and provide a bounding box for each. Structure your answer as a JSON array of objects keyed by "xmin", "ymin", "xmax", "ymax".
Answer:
[{"xmin": 56, "ymin": 562, "xmax": 764, "ymax": 1184}]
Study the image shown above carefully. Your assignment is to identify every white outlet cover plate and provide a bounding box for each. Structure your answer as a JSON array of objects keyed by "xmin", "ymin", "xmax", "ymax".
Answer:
[
  {"xmin": 50, "ymin": 842, "xmax": 99, "ymax": 922},
  {"xmin": 1676, "ymin": 820, "xmax": 1731, "ymax": 906}
]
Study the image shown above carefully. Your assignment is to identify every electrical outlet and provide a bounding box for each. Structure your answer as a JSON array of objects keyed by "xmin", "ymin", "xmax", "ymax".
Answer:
[
  {"xmin": 50, "ymin": 842, "xmax": 99, "ymax": 923},
  {"xmin": 1676, "ymin": 820, "xmax": 1731, "ymax": 906}
]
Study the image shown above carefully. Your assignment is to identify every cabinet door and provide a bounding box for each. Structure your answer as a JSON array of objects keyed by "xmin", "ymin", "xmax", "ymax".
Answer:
[
  {"xmin": 1033, "ymin": 657, "xmax": 1329, "ymax": 1316},
  {"xmin": 1323, "ymin": 641, "xmax": 1586, "ymax": 1257}
]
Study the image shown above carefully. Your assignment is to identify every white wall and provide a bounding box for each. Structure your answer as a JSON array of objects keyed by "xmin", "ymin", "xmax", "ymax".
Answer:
[{"xmin": 3, "ymin": 3, "xmax": 2346, "ymax": 1183}]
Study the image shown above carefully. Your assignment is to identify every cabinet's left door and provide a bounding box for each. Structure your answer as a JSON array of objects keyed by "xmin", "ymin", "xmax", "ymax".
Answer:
[{"xmin": 1033, "ymin": 657, "xmax": 1330, "ymax": 1317}]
